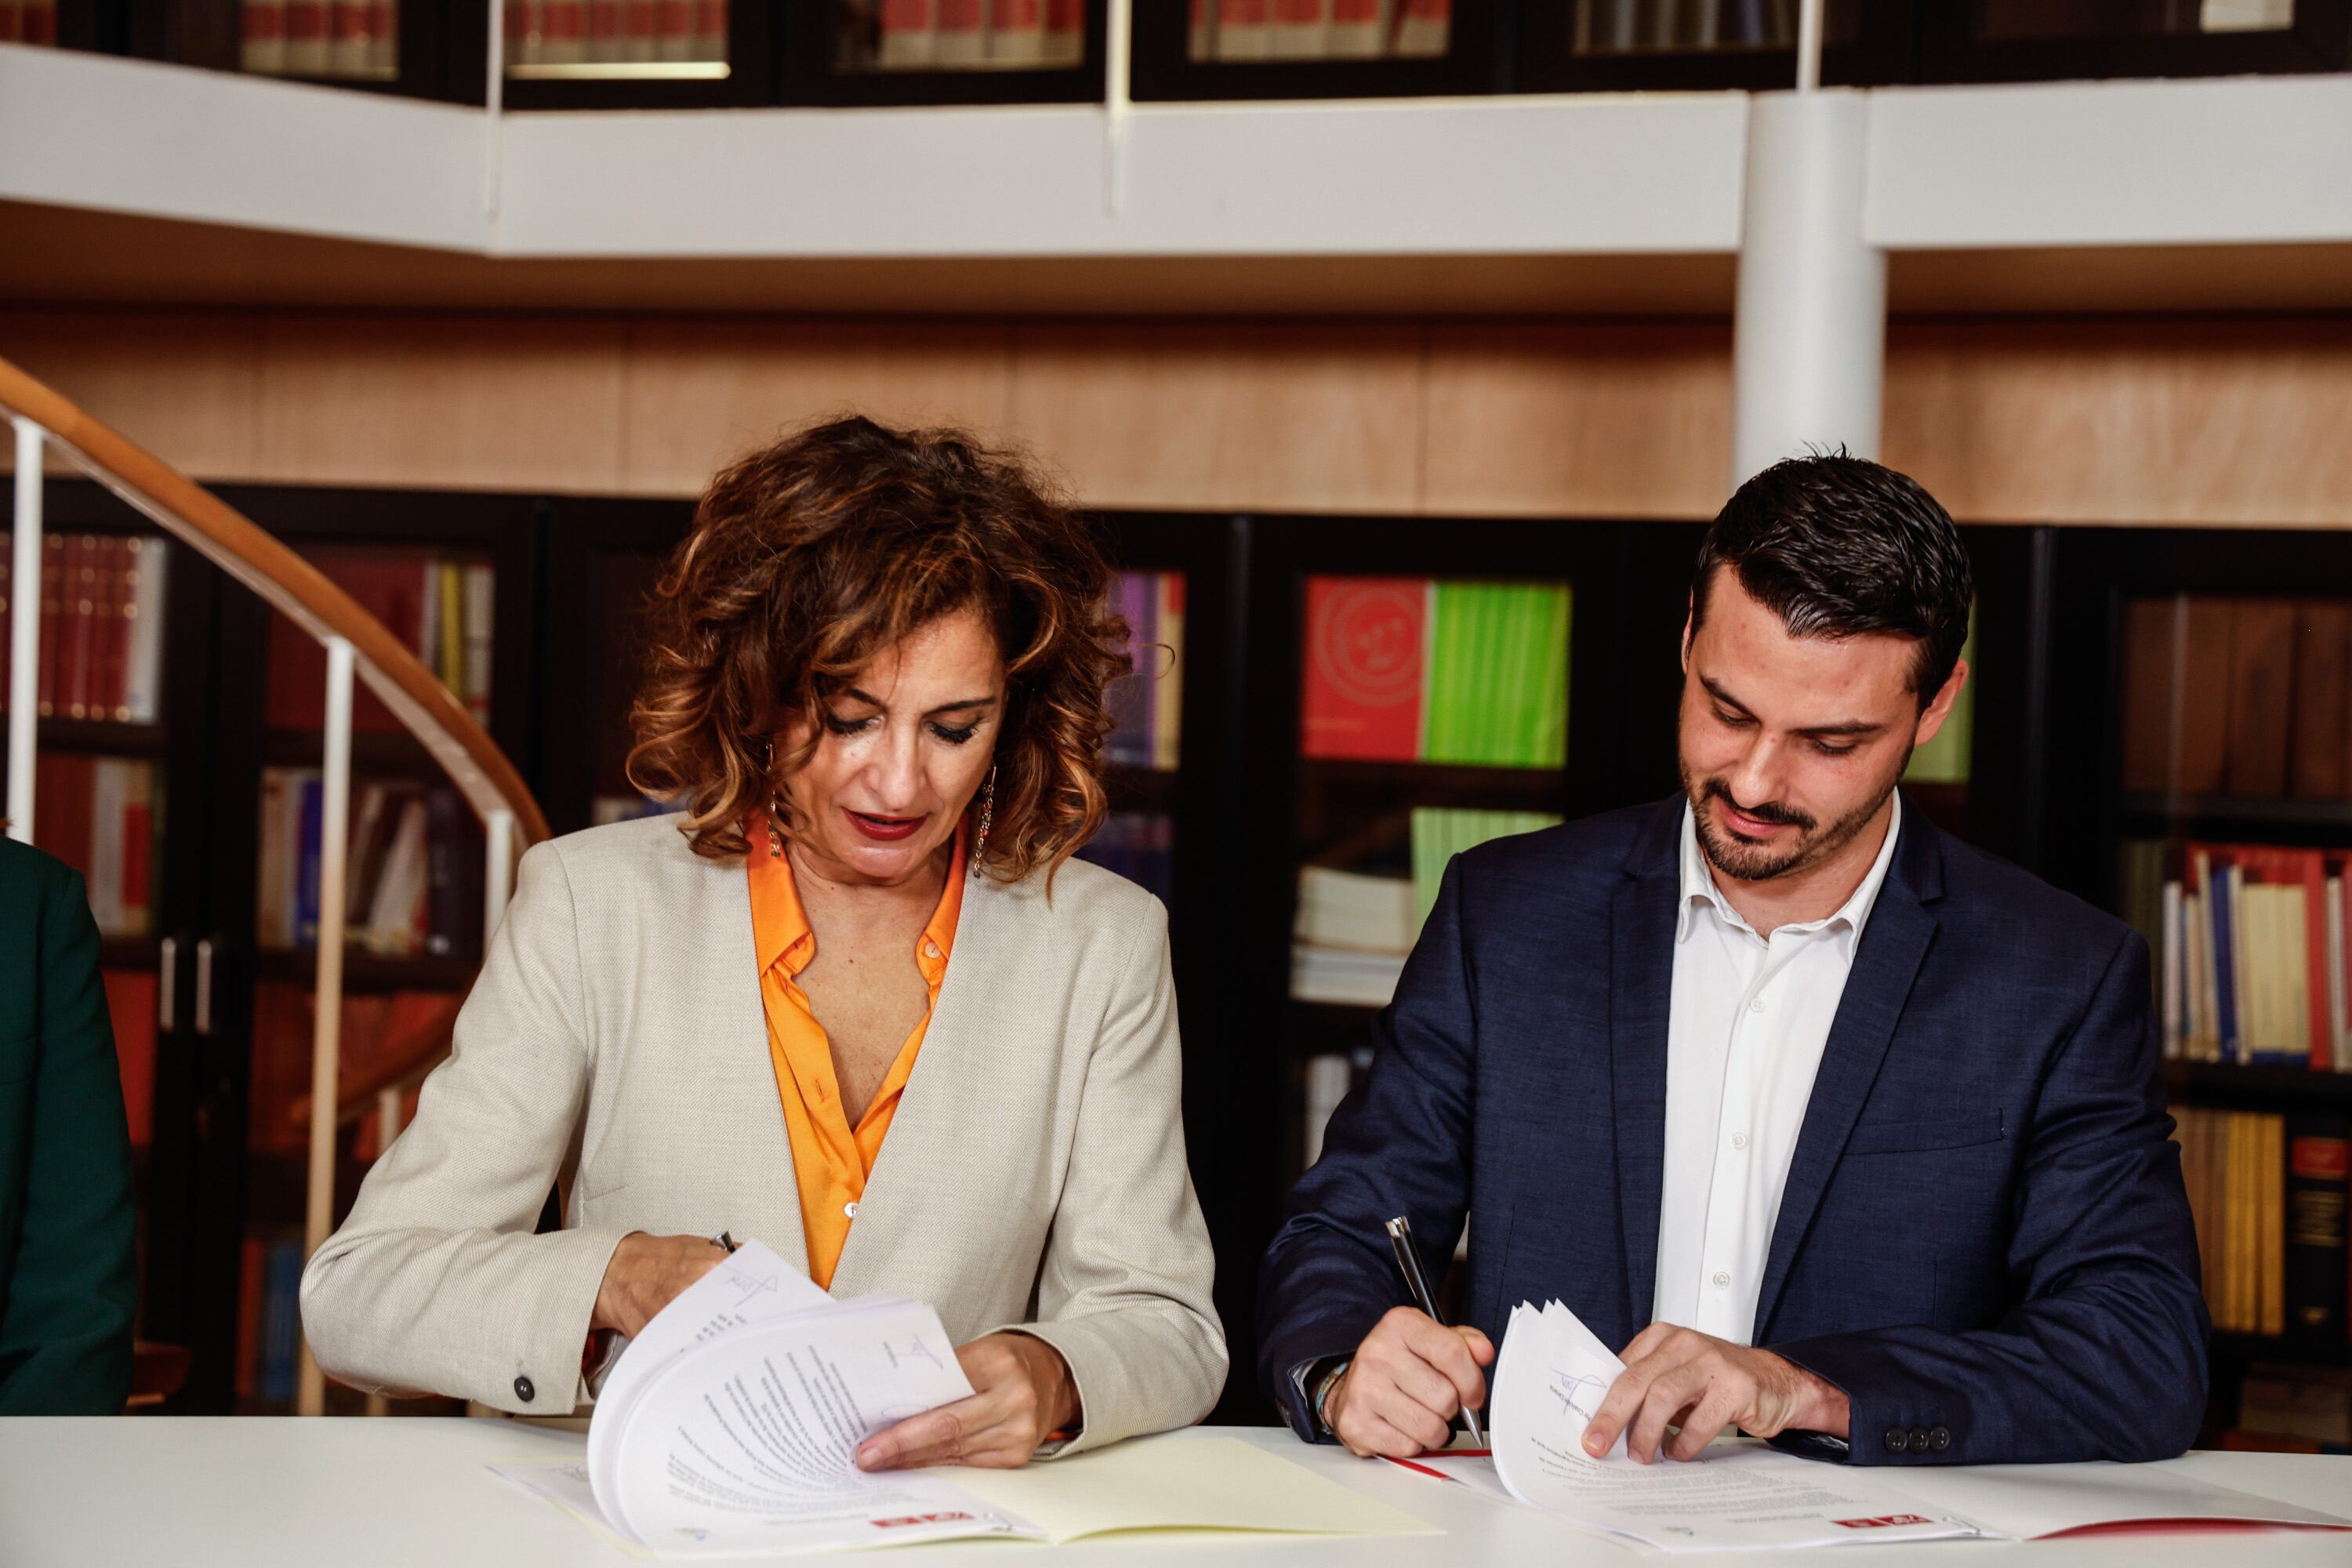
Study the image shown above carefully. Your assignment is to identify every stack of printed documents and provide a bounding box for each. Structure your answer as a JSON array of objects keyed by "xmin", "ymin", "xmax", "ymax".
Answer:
[
  {"xmin": 492, "ymin": 1239, "xmax": 1435, "ymax": 1556},
  {"xmin": 1392, "ymin": 1298, "xmax": 2352, "ymax": 1554}
]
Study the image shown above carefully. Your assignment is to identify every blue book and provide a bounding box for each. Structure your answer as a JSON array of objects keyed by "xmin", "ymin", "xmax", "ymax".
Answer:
[
  {"xmin": 2209, "ymin": 863, "xmax": 2241, "ymax": 1065},
  {"xmin": 294, "ymin": 777, "xmax": 323, "ymax": 951},
  {"xmin": 258, "ymin": 1240, "xmax": 302, "ymax": 1403}
]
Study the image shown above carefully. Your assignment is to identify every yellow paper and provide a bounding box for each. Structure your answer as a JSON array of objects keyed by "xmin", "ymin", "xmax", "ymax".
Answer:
[{"xmin": 943, "ymin": 1436, "xmax": 1439, "ymax": 1544}]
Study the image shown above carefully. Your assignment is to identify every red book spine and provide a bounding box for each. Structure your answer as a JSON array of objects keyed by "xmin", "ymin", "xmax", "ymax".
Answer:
[
  {"xmin": 37, "ymin": 534, "xmax": 64, "ymax": 717},
  {"xmin": 0, "ymin": 2, "xmax": 23, "ymax": 43},
  {"xmin": 120, "ymin": 771, "xmax": 153, "ymax": 936},
  {"xmin": 1301, "ymin": 576, "xmax": 1426, "ymax": 761},
  {"xmin": 97, "ymin": 537, "xmax": 129, "ymax": 721},
  {"xmin": 234, "ymin": 1236, "xmax": 265, "ymax": 1398},
  {"xmin": 61, "ymin": 534, "xmax": 98, "ymax": 720},
  {"xmin": 621, "ymin": 0, "xmax": 653, "ymax": 58}
]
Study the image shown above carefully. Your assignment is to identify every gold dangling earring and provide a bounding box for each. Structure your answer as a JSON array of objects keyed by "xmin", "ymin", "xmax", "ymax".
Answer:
[
  {"xmin": 967, "ymin": 765, "xmax": 996, "ymax": 880},
  {"xmin": 767, "ymin": 793, "xmax": 786, "ymax": 860}
]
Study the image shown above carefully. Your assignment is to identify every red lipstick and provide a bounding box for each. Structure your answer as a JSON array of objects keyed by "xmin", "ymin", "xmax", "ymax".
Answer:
[{"xmin": 846, "ymin": 808, "xmax": 926, "ymax": 842}]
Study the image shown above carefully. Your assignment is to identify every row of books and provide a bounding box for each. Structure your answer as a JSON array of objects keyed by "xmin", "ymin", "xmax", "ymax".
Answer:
[
  {"xmin": 1189, "ymin": 0, "xmax": 1448, "ymax": 63},
  {"xmin": 1302, "ymin": 575, "xmax": 1571, "ymax": 769},
  {"xmin": 2122, "ymin": 596, "xmax": 2352, "ymax": 801},
  {"xmin": 2119, "ymin": 839, "xmax": 2352, "ymax": 1068},
  {"xmin": 267, "ymin": 554, "xmax": 492, "ymax": 732},
  {"xmin": 1072, "ymin": 810, "xmax": 1174, "ymax": 908},
  {"xmin": 240, "ymin": 0, "xmax": 397, "ymax": 77},
  {"xmin": 246, "ymin": 979, "xmax": 458, "ymax": 1156},
  {"xmin": 1576, "ymin": 0, "xmax": 1805, "ymax": 53},
  {"xmin": 1291, "ymin": 807, "xmax": 1561, "ymax": 1006},
  {"xmin": 0, "ymin": 0, "xmax": 58, "ymax": 44},
  {"xmin": 507, "ymin": 0, "xmax": 730, "ymax": 68},
  {"xmin": 847, "ymin": 0, "xmax": 1082, "ymax": 70},
  {"xmin": 2175, "ymin": 1106, "xmax": 2348, "ymax": 1345},
  {"xmin": 257, "ymin": 769, "xmax": 479, "ymax": 959},
  {"xmin": 1107, "ymin": 571, "xmax": 1184, "ymax": 772},
  {"xmin": 0, "ymin": 534, "xmax": 171, "ymax": 724},
  {"xmin": 30, "ymin": 754, "xmax": 158, "ymax": 940}
]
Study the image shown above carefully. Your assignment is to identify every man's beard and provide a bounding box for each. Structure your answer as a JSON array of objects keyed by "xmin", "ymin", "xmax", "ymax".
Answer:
[{"xmin": 1678, "ymin": 760, "xmax": 1894, "ymax": 885}]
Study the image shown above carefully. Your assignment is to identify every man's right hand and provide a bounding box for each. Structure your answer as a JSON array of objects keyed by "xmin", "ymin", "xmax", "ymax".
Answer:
[
  {"xmin": 591, "ymin": 1232, "xmax": 728, "ymax": 1337},
  {"xmin": 1324, "ymin": 1306, "xmax": 1495, "ymax": 1457}
]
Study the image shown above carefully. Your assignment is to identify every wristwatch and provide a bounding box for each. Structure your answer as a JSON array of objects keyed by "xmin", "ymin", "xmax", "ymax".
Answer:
[{"xmin": 1311, "ymin": 1357, "xmax": 1352, "ymax": 1436}]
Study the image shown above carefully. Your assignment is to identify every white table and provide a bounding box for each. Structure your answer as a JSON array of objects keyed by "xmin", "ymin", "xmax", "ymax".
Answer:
[{"xmin": 3, "ymin": 1419, "xmax": 2348, "ymax": 1567}]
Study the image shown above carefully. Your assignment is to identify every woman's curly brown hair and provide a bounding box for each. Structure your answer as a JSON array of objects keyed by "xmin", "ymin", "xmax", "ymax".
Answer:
[{"xmin": 624, "ymin": 416, "xmax": 1131, "ymax": 884}]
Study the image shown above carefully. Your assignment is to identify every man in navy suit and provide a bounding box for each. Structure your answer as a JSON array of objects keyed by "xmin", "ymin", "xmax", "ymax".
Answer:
[{"xmin": 1259, "ymin": 456, "xmax": 2207, "ymax": 1468}]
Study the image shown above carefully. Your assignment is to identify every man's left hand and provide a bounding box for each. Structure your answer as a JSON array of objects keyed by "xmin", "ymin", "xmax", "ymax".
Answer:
[
  {"xmin": 855, "ymin": 1332, "xmax": 1080, "ymax": 1472},
  {"xmin": 1582, "ymin": 1325, "xmax": 1849, "ymax": 1463}
]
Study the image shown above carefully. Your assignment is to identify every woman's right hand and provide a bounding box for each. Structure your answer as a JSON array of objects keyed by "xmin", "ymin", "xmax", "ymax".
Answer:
[{"xmin": 592, "ymin": 1232, "xmax": 728, "ymax": 1337}]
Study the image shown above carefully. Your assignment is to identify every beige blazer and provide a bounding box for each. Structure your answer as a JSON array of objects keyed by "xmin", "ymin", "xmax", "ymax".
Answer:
[{"xmin": 299, "ymin": 812, "xmax": 1226, "ymax": 1454}]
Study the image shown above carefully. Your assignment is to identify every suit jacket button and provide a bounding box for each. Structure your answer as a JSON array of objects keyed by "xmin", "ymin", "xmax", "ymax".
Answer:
[
  {"xmin": 1884, "ymin": 1428, "xmax": 1907, "ymax": 1454},
  {"xmin": 1930, "ymin": 1425, "xmax": 1951, "ymax": 1452},
  {"xmin": 1907, "ymin": 1427, "xmax": 1930, "ymax": 1453},
  {"xmin": 514, "ymin": 1374, "xmax": 536, "ymax": 1403}
]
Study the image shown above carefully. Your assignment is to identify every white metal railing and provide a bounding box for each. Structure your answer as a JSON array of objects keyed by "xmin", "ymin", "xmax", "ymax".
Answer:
[{"xmin": 2, "ymin": 366, "xmax": 547, "ymax": 1419}]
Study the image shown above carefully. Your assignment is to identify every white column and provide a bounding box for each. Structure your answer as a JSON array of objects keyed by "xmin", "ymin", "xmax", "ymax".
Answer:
[
  {"xmin": 1729, "ymin": 87, "xmax": 1887, "ymax": 489},
  {"xmin": 296, "ymin": 634, "xmax": 357, "ymax": 1417},
  {"xmin": 8, "ymin": 419, "xmax": 44, "ymax": 844}
]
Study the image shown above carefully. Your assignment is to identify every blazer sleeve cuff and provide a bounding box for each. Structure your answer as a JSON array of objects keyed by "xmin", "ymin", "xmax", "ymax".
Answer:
[
  {"xmin": 996, "ymin": 1311, "xmax": 1221, "ymax": 1461},
  {"xmin": 495, "ymin": 1225, "xmax": 634, "ymax": 1416}
]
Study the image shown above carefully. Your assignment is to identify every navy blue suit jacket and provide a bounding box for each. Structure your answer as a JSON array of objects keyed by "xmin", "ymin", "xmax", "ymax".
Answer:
[{"xmin": 1259, "ymin": 793, "xmax": 2208, "ymax": 1465}]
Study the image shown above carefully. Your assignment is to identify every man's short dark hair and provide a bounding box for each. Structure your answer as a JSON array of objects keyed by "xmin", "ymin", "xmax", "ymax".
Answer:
[{"xmin": 1690, "ymin": 455, "xmax": 1973, "ymax": 705}]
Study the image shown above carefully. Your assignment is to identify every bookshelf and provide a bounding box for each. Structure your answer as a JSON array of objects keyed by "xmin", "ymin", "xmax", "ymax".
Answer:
[
  {"xmin": 1128, "ymin": 0, "xmax": 1501, "ymax": 99},
  {"xmin": 780, "ymin": 0, "xmax": 1105, "ymax": 103},
  {"xmin": 2, "ymin": 483, "xmax": 223, "ymax": 1406},
  {"xmin": 126, "ymin": 483, "xmax": 541, "ymax": 1412},
  {"xmin": 1920, "ymin": 0, "xmax": 2350, "ymax": 85},
  {"xmin": 1516, "ymin": 0, "xmax": 1915, "ymax": 93},
  {"xmin": 2044, "ymin": 524, "xmax": 2352, "ymax": 1450},
  {"xmin": 457, "ymin": 0, "xmax": 775, "ymax": 107}
]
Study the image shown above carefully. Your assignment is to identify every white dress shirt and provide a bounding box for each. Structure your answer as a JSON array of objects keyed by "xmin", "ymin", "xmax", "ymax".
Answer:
[{"xmin": 1652, "ymin": 793, "xmax": 1902, "ymax": 1345}]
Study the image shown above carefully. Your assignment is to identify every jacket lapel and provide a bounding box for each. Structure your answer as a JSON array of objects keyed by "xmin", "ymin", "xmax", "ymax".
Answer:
[
  {"xmin": 702, "ymin": 851, "xmax": 812, "ymax": 1283},
  {"xmin": 826, "ymin": 870, "xmax": 1011, "ymax": 1301},
  {"xmin": 1610, "ymin": 800, "xmax": 1684, "ymax": 1333},
  {"xmin": 1751, "ymin": 813, "xmax": 1944, "ymax": 1340}
]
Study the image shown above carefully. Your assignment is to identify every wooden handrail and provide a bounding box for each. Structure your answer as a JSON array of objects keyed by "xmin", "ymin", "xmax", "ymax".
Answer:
[
  {"xmin": 289, "ymin": 989, "xmax": 468, "ymax": 1132},
  {"xmin": 0, "ymin": 357, "xmax": 550, "ymax": 847},
  {"xmin": 0, "ymin": 353, "xmax": 550, "ymax": 1142}
]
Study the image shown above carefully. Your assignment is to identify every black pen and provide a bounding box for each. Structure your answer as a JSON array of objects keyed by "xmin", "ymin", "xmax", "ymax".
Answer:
[{"xmin": 1385, "ymin": 1214, "xmax": 1486, "ymax": 1446}]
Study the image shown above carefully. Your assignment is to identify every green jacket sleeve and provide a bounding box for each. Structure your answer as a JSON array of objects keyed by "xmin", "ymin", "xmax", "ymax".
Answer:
[{"xmin": 0, "ymin": 855, "xmax": 139, "ymax": 1415}]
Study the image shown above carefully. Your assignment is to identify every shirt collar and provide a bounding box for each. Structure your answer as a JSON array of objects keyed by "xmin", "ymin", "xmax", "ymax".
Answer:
[
  {"xmin": 748, "ymin": 811, "xmax": 967, "ymax": 982},
  {"xmin": 1675, "ymin": 790, "xmax": 1903, "ymax": 959}
]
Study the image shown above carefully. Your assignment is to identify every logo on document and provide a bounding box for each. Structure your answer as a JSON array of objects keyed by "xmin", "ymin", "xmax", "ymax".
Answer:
[
  {"xmin": 1835, "ymin": 1515, "xmax": 1934, "ymax": 1530},
  {"xmin": 873, "ymin": 1512, "xmax": 977, "ymax": 1529}
]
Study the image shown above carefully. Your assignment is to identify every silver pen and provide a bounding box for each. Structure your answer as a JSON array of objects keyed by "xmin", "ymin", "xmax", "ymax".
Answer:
[{"xmin": 1385, "ymin": 1214, "xmax": 1486, "ymax": 1447}]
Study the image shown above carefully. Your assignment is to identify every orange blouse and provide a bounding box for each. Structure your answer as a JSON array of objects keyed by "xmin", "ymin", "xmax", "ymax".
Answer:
[{"xmin": 746, "ymin": 818, "xmax": 964, "ymax": 1290}]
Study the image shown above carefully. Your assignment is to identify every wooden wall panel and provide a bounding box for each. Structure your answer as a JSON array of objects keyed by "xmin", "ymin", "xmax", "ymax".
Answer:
[
  {"xmin": 1006, "ymin": 321, "xmax": 1425, "ymax": 514},
  {"xmin": 619, "ymin": 318, "xmax": 1014, "ymax": 496},
  {"xmin": 12, "ymin": 307, "xmax": 2352, "ymax": 529},
  {"xmin": 255, "ymin": 315, "xmax": 630, "ymax": 493},
  {"xmin": 1886, "ymin": 318, "xmax": 2352, "ymax": 528},
  {"xmin": 1423, "ymin": 320, "xmax": 1733, "ymax": 518},
  {"xmin": 0, "ymin": 308, "xmax": 263, "ymax": 479}
]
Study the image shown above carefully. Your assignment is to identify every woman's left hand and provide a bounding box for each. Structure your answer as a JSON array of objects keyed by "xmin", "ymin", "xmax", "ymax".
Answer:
[{"xmin": 854, "ymin": 1331, "xmax": 1080, "ymax": 1471}]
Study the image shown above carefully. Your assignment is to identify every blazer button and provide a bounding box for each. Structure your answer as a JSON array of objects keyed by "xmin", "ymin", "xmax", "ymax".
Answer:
[
  {"xmin": 1930, "ymin": 1425, "xmax": 1951, "ymax": 1452},
  {"xmin": 1884, "ymin": 1428, "xmax": 1907, "ymax": 1454},
  {"xmin": 1907, "ymin": 1427, "xmax": 1930, "ymax": 1454},
  {"xmin": 514, "ymin": 1374, "xmax": 536, "ymax": 1404}
]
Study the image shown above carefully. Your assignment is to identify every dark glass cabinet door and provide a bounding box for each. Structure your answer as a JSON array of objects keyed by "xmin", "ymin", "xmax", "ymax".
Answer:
[
  {"xmin": 1519, "ymin": 0, "xmax": 1915, "ymax": 90},
  {"xmin": 1921, "ymin": 0, "xmax": 2349, "ymax": 81}
]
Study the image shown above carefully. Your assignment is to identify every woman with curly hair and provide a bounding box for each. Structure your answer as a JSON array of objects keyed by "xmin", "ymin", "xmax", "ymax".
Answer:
[{"xmin": 302, "ymin": 417, "xmax": 1225, "ymax": 1465}]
